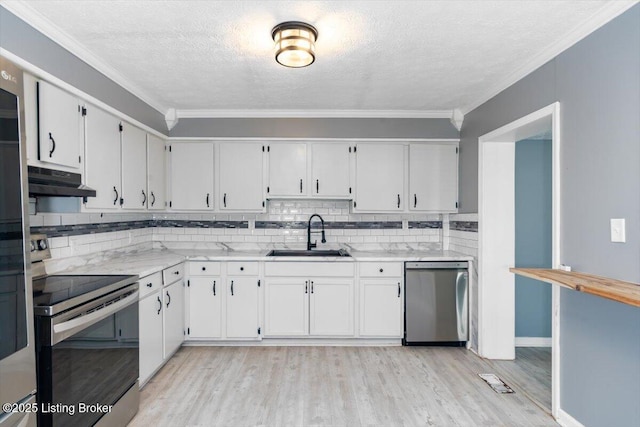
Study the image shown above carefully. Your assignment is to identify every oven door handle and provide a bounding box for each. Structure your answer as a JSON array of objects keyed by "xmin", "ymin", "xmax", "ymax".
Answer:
[{"xmin": 51, "ymin": 290, "xmax": 139, "ymax": 345}]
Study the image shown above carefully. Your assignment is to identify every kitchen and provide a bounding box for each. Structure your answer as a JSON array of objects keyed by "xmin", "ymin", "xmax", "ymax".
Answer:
[{"xmin": 1, "ymin": 1, "xmax": 639, "ymax": 427}]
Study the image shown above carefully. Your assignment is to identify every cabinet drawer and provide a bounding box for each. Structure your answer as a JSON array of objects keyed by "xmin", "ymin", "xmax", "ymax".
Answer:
[
  {"xmin": 265, "ymin": 262, "xmax": 354, "ymax": 277},
  {"xmin": 359, "ymin": 262, "xmax": 403, "ymax": 278},
  {"xmin": 139, "ymin": 272, "xmax": 162, "ymax": 298},
  {"xmin": 227, "ymin": 262, "xmax": 258, "ymax": 276},
  {"xmin": 189, "ymin": 262, "xmax": 221, "ymax": 276},
  {"xmin": 163, "ymin": 263, "xmax": 185, "ymax": 285}
]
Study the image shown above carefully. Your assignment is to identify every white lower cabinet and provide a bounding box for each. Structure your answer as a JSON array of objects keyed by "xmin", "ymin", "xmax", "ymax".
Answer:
[
  {"xmin": 138, "ymin": 290, "xmax": 163, "ymax": 385},
  {"xmin": 264, "ymin": 262, "xmax": 355, "ymax": 338},
  {"xmin": 264, "ymin": 279, "xmax": 308, "ymax": 336},
  {"xmin": 309, "ymin": 278, "xmax": 354, "ymax": 336},
  {"xmin": 187, "ymin": 277, "xmax": 222, "ymax": 338},
  {"xmin": 163, "ymin": 279, "xmax": 185, "ymax": 358},
  {"xmin": 359, "ymin": 262, "xmax": 404, "ymax": 338},
  {"xmin": 226, "ymin": 277, "xmax": 260, "ymax": 339},
  {"xmin": 185, "ymin": 262, "xmax": 261, "ymax": 341},
  {"xmin": 138, "ymin": 264, "xmax": 185, "ymax": 388}
]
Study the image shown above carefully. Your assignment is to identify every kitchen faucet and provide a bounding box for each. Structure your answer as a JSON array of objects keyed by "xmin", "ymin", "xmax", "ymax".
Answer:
[{"xmin": 307, "ymin": 214, "xmax": 326, "ymax": 251}]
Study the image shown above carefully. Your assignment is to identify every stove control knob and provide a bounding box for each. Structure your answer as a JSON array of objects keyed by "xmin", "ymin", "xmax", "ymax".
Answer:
[
  {"xmin": 38, "ymin": 239, "xmax": 48, "ymax": 250},
  {"xmin": 30, "ymin": 241, "xmax": 36, "ymax": 252}
]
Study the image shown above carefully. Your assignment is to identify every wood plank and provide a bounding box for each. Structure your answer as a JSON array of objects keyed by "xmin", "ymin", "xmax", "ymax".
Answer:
[
  {"xmin": 510, "ymin": 268, "xmax": 640, "ymax": 307},
  {"xmin": 130, "ymin": 346, "xmax": 558, "ymax": 427}
]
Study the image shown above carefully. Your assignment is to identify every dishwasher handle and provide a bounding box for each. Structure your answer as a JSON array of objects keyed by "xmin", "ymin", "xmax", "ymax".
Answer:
[{"xmin": 405, "ymin": 261, "xmax": 468, "ymax": 269}]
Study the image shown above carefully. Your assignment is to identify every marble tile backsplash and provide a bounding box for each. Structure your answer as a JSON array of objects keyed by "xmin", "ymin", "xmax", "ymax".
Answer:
[{"xmin": 30, "ymin": 202, "xmax": 480, "ymax": 261}]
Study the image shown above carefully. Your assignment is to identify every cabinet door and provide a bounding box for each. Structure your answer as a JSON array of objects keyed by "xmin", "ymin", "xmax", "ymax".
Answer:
[
  {"xmin": 36, "ymin": 81, "xmax": 81, "ymax": 168},
  {"xmin": 219, "ymin": 143, "xmax": 264, "ymax": 210},
  {"xmin": 309, "ymin": 278, "xmax": 354, "ymax": 336},
  {"xmin": 360, "ymin": 279, "xmax": 403, "ymax": 337},
  {"xmin": 187, "ymin": 277, "xmax": 222, "ymax": 338},
  {"xmin": 163, "ymin": 280, "xmax": 185, "ymax": 358},
  {"xmin": 147, "ymin": 135, "xmax": 166, "ymax": 210},
  {"xmin": 121, "ymin": 123, "xmax": 148, "ymax": 209},
  {"xmin": 226, "ymin": 277, "xmax": 259, "ymax": 339},
  {"xmin": 84, "ymin": 106, "xmax": 122, "ymax": 210},
  {"xmin": 264, "ymin": 278, "xmax": 308, "ymax": 336},
  {"xmin": 355, "ymin": 144, "xmax": 404, "ymax": 211},
  {"xmin": 267, "ymin": 143, "xmax": 307, "ymax": 196},
  {"xmin": 409, "ymin": 144, "xmax": 458, "ymax": 212},
  {"xmin": 139, "ymin": 292, "xmax": 164, "ymax": 385},
  {"xmin": 170, "ymin": 142, "xmax": 214, "ymax": 210},
  {"xmin": 311, "ymin": 143, "xmax": 351, "ymax": 198}
]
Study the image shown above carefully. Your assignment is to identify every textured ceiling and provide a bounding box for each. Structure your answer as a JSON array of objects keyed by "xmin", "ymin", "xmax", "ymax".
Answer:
[{"xmin": 7, "ymin": 1, "xmax": 628, "ymax": 114}]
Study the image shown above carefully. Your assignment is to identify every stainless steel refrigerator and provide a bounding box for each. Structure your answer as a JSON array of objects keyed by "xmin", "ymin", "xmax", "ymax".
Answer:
[
  {"xmin": 0, "ymin": 55, "xmax": 37, "ymax": 427},
  {"xmin": 404, "ymin": 262, "xmax": 468, "ymax": 345}
]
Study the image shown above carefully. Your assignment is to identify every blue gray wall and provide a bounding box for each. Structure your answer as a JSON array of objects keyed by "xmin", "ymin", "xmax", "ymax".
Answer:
[
  {"xmin": 515, "ymin": 139, "xmax": 552, "ymax": 338},
  {"xmin": 0, "ymin": 6, "xmax": 168, "ymax": 134},
  {"xmin": 170, "ymin": 117, "xmax": 459, "ymax": 139},
  {"xmin": 460, "ymin": 5, "xmax": 640, "ymax": 426}
]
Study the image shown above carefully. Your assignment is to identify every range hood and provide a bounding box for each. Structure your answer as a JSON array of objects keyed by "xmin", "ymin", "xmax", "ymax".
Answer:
[{"xmin": 28, "ymin": 166, "xmax": 96, "ymax": 198}]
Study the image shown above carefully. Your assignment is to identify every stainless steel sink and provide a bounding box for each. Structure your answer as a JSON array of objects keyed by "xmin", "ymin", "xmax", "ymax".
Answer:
[{"xmin": 267, "ymin": 249, "xmax": 351, "ymax": 257}]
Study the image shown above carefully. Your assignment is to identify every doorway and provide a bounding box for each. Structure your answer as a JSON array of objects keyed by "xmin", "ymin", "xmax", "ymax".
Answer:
[{"xmin": 477, "ymin": 102, "xmax": 560, "ymax": 417}]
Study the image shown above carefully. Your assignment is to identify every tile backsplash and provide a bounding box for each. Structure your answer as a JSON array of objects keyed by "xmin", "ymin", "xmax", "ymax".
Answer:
[{"xmin": 29, "ymin": 201, "xmax": 481, "ymax": 259}]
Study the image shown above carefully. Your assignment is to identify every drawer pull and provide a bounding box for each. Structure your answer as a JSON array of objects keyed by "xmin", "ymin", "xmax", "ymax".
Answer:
[
  {"xmin": 240, "ymin": 266, "xmax": 244, "ymax": 271},
  {"xmin": 379, "ymin": 268, "xmax": 384, "ymax": 273},
  {"xmin": 146, "ymin": 283, "xmax": 153, "ymax": 288},
  {"xmin": 174, "ymin": 271, "xmax": 179, "ymax": 275},
  {"xmin": 202, "ymin": 266, "xmax": 206, "ymax": 271}
]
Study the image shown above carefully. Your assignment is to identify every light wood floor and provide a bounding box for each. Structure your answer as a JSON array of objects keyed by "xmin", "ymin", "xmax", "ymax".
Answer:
[
  {"xmin": 490, "ymin": 347, "xmax": 552, "ymax": 413},
  {"xmin": 130, "ymin": 346, "xmax": 557, "ymax": 427}
]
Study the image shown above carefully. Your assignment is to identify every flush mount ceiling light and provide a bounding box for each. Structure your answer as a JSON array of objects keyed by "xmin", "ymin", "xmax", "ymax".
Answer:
[{"xmin": 271, "ymin": 21, "xmax": 318, "ymax": 68}]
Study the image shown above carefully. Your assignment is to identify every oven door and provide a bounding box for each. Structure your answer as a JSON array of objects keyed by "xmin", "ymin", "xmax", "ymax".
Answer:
[{"xmin": 36, "ymin": 286, "xmax": 139, "ymax": 427}]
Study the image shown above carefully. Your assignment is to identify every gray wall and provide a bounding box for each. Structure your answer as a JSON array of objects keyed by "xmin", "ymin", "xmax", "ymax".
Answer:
[
  {"xmin": 460, "ymin": 5, "xmax": 640, "ymax": 426},
  {"xmin": 170, "ymin": 117, "xmax": 459, "ymax": 139},
  {"xmin": 515, "ymin": 139, "xmax": 552, "ymax": 338},
  {"xmin": 0, "ymin": 6, "xmax": 168, "ymax": 134}
]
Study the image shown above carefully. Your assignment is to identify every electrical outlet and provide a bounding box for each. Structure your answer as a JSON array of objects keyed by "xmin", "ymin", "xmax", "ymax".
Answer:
[{"xmin": 610, "ymin": 218, "xmax": 626, "ymax": 243}]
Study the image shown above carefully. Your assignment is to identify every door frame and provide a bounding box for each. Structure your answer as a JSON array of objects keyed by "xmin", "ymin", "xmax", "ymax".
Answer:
[{"xmin": 477, "ymin": 102, "xmax": 561, "ymax": 417}]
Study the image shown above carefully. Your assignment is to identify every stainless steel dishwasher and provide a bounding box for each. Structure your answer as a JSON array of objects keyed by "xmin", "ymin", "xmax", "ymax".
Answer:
[{"xmin": 404, "ymin": 261, "xmax": 468, "ymax": 345}]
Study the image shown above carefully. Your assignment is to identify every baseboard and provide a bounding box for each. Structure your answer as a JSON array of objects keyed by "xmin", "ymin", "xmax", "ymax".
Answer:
[
  {"xmin": 183, "ymin": 338, "xmax": 403, "ymax": 347},
  {"xmin": 556, "ymin": 408, "xmax": 585, "ymax": 427},
  {"xmin": 515, "ymin": 337, "xmax": 552, "ymax": 347}
]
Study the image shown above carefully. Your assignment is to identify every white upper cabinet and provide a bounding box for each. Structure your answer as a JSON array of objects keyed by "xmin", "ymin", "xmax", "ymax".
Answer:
[
  {"xmin": 147, "ymin": 135, "xmax": 166, "ymax": 210},
  {"xmin": 36, "ymin": 81, "xmax": 82, "ymax": 169},
  {"xmin": 120, "ymin": 123, "xmax": 148, "ymax": 210},
  {"xmin": 169, "ymin": 142, "xmax": 214, "ymax": 210},
  {"xmin": 409, "ymin": 144, "xmax": 458, "ymax": 212},
  {"xmin": 84, "ymin": 106, "xmax": 122, "ymax": 210},
  {"xmin": 218, "ymin": 143, "xmax": 264, "ymax": 211},
  {"xmin": 267, "ymin": 143, "xmax": 307, "ymax": 197},
  {"xmin": 310, "ymin": 143, "xmax": 352, "ymax": 198},
  {"xmin": 354, "ymin": 144, "xmax": 404, "ymax": 212}
]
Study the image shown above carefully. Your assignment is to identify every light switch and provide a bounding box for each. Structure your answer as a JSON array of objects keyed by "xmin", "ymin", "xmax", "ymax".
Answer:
[{"xmin": 610, "ymin": 218, "xmax": 626, "ymax": 243}]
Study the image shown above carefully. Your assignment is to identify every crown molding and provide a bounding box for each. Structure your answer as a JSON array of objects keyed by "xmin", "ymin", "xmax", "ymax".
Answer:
[
  {"xmin": 1, "ymin": 48, "xmax": 168, "ymax": 139},
  {"xmin": 175, "ymin": 109, "xmax": 454, "ymax": 119},
  {"xmin": 459, "ymin": 1, "xmax": 638, "ymax": 115},
  {"xmin": 1, "ymin": 1, "xmax": 168, "ymax": 114}
]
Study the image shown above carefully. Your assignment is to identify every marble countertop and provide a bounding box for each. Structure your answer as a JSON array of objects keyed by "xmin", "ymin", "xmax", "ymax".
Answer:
[{"xmin": 48, "ymin": 244, "xmax": 473, "ymax": 278}]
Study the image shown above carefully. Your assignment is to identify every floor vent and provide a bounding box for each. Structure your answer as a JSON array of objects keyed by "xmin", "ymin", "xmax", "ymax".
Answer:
[{"xmin": 478, "ymin": 374, "xmax": 515, "ymax": 394}]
